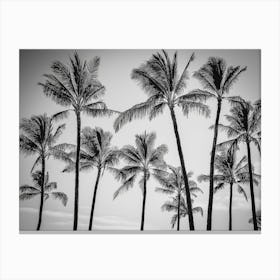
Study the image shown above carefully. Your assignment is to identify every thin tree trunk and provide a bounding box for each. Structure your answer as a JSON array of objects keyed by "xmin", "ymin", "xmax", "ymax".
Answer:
[
  {"xmin": 37, "ymin": 156, "xmax": 45, "ymax": 231},
  {"xmin": 177, "ymin": 193, "xmax": 181, "ymax": 231},
  {"xmin": 246, "ymin": 139, "xmax": 258, "ymax": 230},
  {"xmin": 169, "ymin": 107, "xmax": 194, "ymax": 230},
  {"xmin": 140, "ymin": 172, "xmax": 147, "ymax": 231},
  {"xmin": 229, "ymin": 182, "xmax": 233, "ymax": 231},
  {"xmin": 73, "ymin": 111, "xmax": 81, "ymax": 231},
  {"xmin": 88, "ymin": 167, "xmax": 101, "ymax": 231},
  {"xmin": 207, "ymin": 99, "xmax": 222, "ymax": 231}
]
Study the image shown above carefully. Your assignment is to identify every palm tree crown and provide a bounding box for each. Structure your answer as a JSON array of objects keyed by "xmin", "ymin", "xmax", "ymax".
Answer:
[
  {"xmin": 193, "ymin": 57, "xmax": 247, "ymax": 100},
  {"xmin": 39, "ymin": 52, "xmax": 113, "ymax": 118},
  {"xmin": 20, "ymin": 114, "xmax": 66, "ymax": 172},
  {"xmin": 216, "ymin": 97, "xmax": 261, "ymax": 152},
  {"xmin": 63, "ymin": 127, "xmax": 119, "ymax": 173},
  {"xmin": 113, "ymin": 131, "xmax": 167, "ymax": 198},
  {"xmin": 20, "ymin": 171, "xmax": 68, "ymax": 206},
  {"xmin": 114, "ymin": 50, "xmax": 210, "ymax": 131}
]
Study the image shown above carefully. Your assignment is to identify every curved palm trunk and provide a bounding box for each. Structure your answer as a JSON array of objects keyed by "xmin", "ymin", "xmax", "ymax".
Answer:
[
  {"xmin": 73, "ymin": 111, "xmax": 81, "ymax": 231},
  {"xmin": 207, "ymin": 99, "xmax": 222, "ymax": 231},
  {"xmin": 140, "ymin": 173, "xmax": 147, "ymax": 231},
  {"xmin": 177, "ymin": 193, "xmax": 181, "ymax": 231},
  {"xmin": 169, "ymin": 107, "xmax": 194, "ymax": 230},
  {"xmin": 37, "ymin": 156, "xmax": 45, "ymax": 230},
  {"xmin": 88, "ymin": 167, "xmax": 101, "ymax": 231},
  {"xmin": 246, "ymin": 140, "xmax": 258, "ymax": 230},
  {"xmin": 229, "ymin": 183, "xmax": 233, "ymax": 231}
]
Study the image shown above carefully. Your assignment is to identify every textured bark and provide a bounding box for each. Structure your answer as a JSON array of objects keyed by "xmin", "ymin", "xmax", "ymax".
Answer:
[
  {"xmin": 246, "ymin": 140, "xmax": 258, "ymax": 230},
  {"xmin": 140, "ymin": 173, "xmax": 147, "ymax": 231},
  {"xmin": 207, "ymin": 99, "xmax": 222, "ymax": 230},
  {"xmin": 73, "ymin": 111, "xmax": 81, "ymax": 231},
  {"xmin": 88, "ymin": 168, "xmax": 101, "ymax": 231},
  {"xmin": 229, "ymin": 183, "xmax": 233, "ymax": 230},
  {"xmin": 169, "ymin": 107, "xmax": 194, "ymax": 230},
  {"xmin": 37, "ymin": 156, "xmax": 45, "ymax": 231}
]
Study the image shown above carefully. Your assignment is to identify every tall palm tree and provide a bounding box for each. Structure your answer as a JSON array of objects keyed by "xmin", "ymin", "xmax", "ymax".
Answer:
[
  {"xmin": 155, "ymin": 166, "xmax": 203, "ymax": 230},
  {"xmin": 215, "ymin": 97, "xmax": 261, "ymax": 230},
  {"xmin": 113, "ymin": 131, "xmax": 167, "ymax": 231},
  {"xmin": 114, "ymin": 50, "xmax": 210, "ymax": 230},
  {"xmin": 20, "ymin": 114, "xmax": 66, "ymax": 230},
  {"xmin": 198, "ymin": 145, "xmax": 260, "ymax": 230},
  {"xmin": 39, "ymin": 52, "xmax": 117, "ymax": 230},
  {"xmin": 62, "ymin": 127, "xmax": 120, "ymax": 230},
  {"xmin": 20, "ymin": 171, "xmax": 68, "ymax": 230},
  {"xmin": 193, "ymin": 57, "xmax": 247, "ymax": 230}
]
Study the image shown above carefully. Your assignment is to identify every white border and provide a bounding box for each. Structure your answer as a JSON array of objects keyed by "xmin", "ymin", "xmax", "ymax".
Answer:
[{"xmin": 1, "ymin": 0, "xmax": 279, "ymax": 279}]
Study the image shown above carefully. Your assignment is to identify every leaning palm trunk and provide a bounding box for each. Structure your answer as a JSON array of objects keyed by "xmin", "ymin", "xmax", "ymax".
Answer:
[
  {"xmin": 89, "ymin": 167, "xmax": 102, "ymax": 230},
  {"xmin": 170, "ymin": 107, "xmax": 194, "ymax": 230},
  {"xmin": 229, "ymin": 182, "xmax": 233, "ymax": 230},
  {"xmin": 73, "ymin": 111, "xmax": 81, "ymax": 231},
  {"xmin": 246, "ymin": 140, "xmax": 258, "ymax": 230},
  {"xmin": 37, "ymin": 156, "xmax": 45, "ymax": 230},
  {"xmin": 207, "ymin": 99, "xmax": 222, "ymax": 230},
  {"xmin": 140, "ymin": 173, "xmax": 147, "ymax": 231}
]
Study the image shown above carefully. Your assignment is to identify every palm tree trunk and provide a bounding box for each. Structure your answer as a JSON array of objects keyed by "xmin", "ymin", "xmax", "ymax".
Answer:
[
  {"xmin": 229, "ymin": 183, "xmax": 233, "ymax": 231},
  {"xmin": 207, "ymin": 98, "xmax": 222, "ymax": 231},
  {"xmin": 246, "ymin": 139, "xmax": 258, "ymax": 230},
  {"xmin": 73, "ymin": 110, "xmax": 81, "ymax": 231},
  {"xmin": 169, "ymin": 107, "xmax": 194, "ymax": 230},
  {"xmin": 88, "ymin": 167, "xmax": 101, "ymax": 231},
  {"xmin": 37, "ymin": 156, "xmax": 45, "ymax": 230},
  {"xmin": 140, "ymin": 172, "xmax": 147, "ymax": 231},
  {"xmin": 177, "ymin": 193, "xmax": 181, "ymax": 231}
]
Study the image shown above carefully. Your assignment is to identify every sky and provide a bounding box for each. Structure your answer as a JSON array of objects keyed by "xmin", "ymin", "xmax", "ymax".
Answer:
[{"xmin": 19, "ymin": 49, "xmax": 261, "ymax": 231}]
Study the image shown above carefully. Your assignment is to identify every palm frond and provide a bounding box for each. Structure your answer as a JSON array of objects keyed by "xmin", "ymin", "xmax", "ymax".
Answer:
[
  {"xmin": 214, "ymin": 182, "xmax": 225, "ymax": 193},
  {"xmin": 45, "ymin": 182, "xmax": 57, "ymax": 192},
  {"xmin": 178, "ymin": 100, "xmax": 210, "ymax": 118},
  {"xmin": 51, "ymin": 192, "xmax": 68, "ymax": 206},
  {"xmin": 237, "ymin": 185, "xmax": 248, "ymax": 201},
  {"xmin": 113, "ymin": 174, "xmax": 137, "ymax": 199},
  {"xmin": 19, "ymin": 185, "xmax": 40, "ymax": 193},
  {"xmin": 114, "ymin": 96, "xmax": 159, "ymax": 132},
  {"xmin": 192, "ymin": 206, "xmax": 203, "ymax": 216},
  {"xmin": 19, "ymin": 192, "xmax": 40, "ymax": 200}
]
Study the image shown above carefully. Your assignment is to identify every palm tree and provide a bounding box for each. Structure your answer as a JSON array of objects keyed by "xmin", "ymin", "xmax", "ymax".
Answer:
[
  {"xmin": 62, "ymin": 127, "xmax": 120, "ymax": 230},
  {"xmin": 215, "ymin": 97, "xmax": 261, "ymax": 230},
  {"xmin": 20, "ymin": 171, "xmax": 68, "ymax": 230},
  {"xmin": 155, "ymin": 166, "xmax": 203, "ymax": 230},
  {"xmin": 20, "ymin": 114, "xmax": 66, "ymax": 230},
  {"xmin": 114, "ymin": 50, "xmax": 210, "ymax": 230},
  {"xmin": 198, "ymin": 145, "xmax": 260, "ymax": 230},
  {"xmin": 193, "ymin": 57, "xmax": 247, "ymax": 230},
  {"xmin": 113, "ymin": 131, "xmax": 167, "ymax": 230},
  {"xmin": 39, "ymin": 52, "xmax": 117, "ymax": 230}
]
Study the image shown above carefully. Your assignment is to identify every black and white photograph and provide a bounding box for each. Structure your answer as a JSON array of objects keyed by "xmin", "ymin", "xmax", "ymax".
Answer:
[
  {"xmin": 20, "ymin": 49, "xmax": 261, "ymax": 232},
  {"xmin": 1, "ymin": 0, "xmax": 280, "ymax": 279}
]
